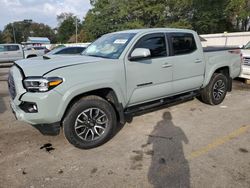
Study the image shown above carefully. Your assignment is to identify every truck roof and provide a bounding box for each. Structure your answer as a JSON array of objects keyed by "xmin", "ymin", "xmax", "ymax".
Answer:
[{"xmin": 113, "ymin": 28, "xmax": 195, "ymax": 34}]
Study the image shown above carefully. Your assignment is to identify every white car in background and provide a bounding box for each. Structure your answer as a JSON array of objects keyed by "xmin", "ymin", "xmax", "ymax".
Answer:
[
  {"xmin": 240, "ymin": 42, "xmax": 250, "ymax": 79},
  {"xmin": 0, "ymin": 44, "xmax": 47, "ymax": 67},
  {"xmin": 24, "ymin": 46, "xmax": 49, "ymax": 57}
]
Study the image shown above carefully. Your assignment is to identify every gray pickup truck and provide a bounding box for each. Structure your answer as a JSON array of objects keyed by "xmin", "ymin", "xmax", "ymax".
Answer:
[{"xmin": 9, "ymin": 28, "xmax": 242, "ymax": 149}]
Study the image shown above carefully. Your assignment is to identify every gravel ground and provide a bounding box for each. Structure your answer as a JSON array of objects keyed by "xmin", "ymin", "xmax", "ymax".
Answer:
[{"xmin": 0, "ymin": 68, "xmax": 250, "ymax": 188}]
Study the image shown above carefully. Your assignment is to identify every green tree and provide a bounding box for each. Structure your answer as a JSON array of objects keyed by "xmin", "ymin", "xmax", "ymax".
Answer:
[
  {"xmin": 2, "ymin": 30, "xmax": 13, "ymax": 43},
  {"xmin": 30, "ymin": 23, "xmax": 57, "ymax": 43},
  {"xmin": 164, "ymin": 0, "xmax": 193, "ymax": 28},
  {"xmin": 2, "ymin": 20, "xmax": 56, "ymax": 43},
  {"xmin": 84, "ymin": 0, "xmax": 169, "ymax": 40},
  {"xmin": 57, "ymin": 13, "xmax": 81, "ymax": 43},
  {"xmin": 192, "ymin": 0, "xmax": 233, "ymax": 34},
  {"xmin": 0, "ymin": 31, "xmax": 3, "ymax": 43},
  {"xmin": 83, "ymin": 0, "xmax": 250, "ymax": 40},
  {"xmin": 225, "ymin": 0, "xmax": 250, "ymax": 31}
]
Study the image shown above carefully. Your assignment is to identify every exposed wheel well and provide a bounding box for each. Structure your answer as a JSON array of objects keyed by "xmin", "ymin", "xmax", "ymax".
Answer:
[
  {"xmin": 214, "ymin": 66, "xmax": 230, "ymax": 78},
  {"xmin": 62, "ymin": 88, "xmax": 124, "ymax": 124},
  {"xmin": 27, "ymin": 55, "xmax": 37, "ymax": 58},
  {"xmin": 214, "ymin": 66, "xmax": 232, "ymax": 91}
]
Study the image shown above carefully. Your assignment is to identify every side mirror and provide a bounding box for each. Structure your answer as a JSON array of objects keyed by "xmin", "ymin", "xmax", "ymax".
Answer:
[{"xmin": 129, "ymin": 48, "xmax": 151, "ymax": 61}]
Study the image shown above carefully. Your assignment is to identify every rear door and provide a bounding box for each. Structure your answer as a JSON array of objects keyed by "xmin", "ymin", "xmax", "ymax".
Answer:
[
  {"xmin": 125, "ymin": 33, "xmax": 173, "ymax": 106},
  {"xmin": 166, "ymin": 33, "xmax": 205, "ymax": 93}
]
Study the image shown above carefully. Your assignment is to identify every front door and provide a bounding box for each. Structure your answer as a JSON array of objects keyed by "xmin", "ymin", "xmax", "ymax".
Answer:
[{"xmin": 125, "ymin": 33, "xmax": 173, "ymax": 106}]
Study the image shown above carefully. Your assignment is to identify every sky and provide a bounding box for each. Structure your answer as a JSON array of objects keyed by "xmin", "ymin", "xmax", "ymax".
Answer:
[{"xmin": 0, "ymin": 0, "xmax": 92, "ymax": 30}]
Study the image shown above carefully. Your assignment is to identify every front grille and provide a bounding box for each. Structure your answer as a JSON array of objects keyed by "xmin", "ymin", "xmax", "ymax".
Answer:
[
  {"xmin": 8, "ymin": 73, "xmax": 16, "ymax": 100},
  {"xmin": 243, "ymin": 57, "xmax": 250, "ymax": 66}
]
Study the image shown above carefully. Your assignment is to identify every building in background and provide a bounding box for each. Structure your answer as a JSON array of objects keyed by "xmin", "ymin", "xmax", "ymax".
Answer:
[
  {"xmin": 201, "ymin": 32, "xmax": 250, "ymax": 47},
  {"xmin": 22, "ymin": 37, "xmax": 50, "ymax": 47}
]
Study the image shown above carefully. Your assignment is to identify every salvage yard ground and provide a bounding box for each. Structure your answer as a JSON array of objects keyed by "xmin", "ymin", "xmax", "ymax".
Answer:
[{"xmin": 0, "ymin": 68, "xmax": 250, "ymax": 188}]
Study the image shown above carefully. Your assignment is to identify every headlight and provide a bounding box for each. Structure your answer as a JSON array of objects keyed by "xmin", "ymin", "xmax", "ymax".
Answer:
[{"xmin": 23, "ymin": 77, "xmax": 63, "ymax": 92}]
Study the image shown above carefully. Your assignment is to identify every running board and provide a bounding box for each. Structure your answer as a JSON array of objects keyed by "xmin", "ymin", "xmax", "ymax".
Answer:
[{"xmin": 125, "ymin": 91, "xmax": 199, "ymax": 115}]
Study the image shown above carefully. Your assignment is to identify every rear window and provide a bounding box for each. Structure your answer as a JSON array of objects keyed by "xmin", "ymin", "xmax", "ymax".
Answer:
[{"xmin": 171, "ymin": 33, "xmax": 197, "ymax": 55}]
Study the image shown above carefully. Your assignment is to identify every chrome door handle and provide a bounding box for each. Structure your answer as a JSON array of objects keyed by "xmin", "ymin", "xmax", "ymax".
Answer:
[
  {"xmin": 195, "ymin": 59, "xmax": 203, "ymax": 63},
  {"xmin": 162, "ymin": 63, "xmax": 172, "ymax": 68}
]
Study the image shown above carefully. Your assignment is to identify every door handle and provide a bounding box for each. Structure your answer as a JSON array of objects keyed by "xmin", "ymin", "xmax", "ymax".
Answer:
[
  {"xmin": 195, "ymin": 59, "xmax": 203, "ymax": 63},
  {"xmin": 162, "ymin": 63, "xmax": 172, "ymax": 68}
]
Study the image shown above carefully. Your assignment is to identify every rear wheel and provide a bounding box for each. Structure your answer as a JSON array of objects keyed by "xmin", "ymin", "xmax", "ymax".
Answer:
[
  {"xmin": 200, "ymin": 73, "xmax": 228, "ymax": 105},
  {"xmin": 63, "ymin": 96, "xmax": 117, "ymax": 149}
]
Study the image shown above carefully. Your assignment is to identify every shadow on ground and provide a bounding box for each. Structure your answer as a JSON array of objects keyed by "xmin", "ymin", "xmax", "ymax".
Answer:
[
  {"xmin": 233, "ymin": 79, "xmax": 250, "ymax": 90},
  {"xmin": 0, "ymin": 92, "xmax": 8, "ymax": 114},
  {"xmin": 148, "ymin": 111, "xmax": 190, "ymax": 188},
  {"xmin": 0, "ymin": 72, "xmax": 8, "ymax": 81}
]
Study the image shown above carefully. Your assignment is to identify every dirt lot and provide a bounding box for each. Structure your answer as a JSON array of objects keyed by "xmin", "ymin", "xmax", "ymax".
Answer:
[{"xmin": 0, "ymin": 68, "xmax": 250, "ymax": 188}]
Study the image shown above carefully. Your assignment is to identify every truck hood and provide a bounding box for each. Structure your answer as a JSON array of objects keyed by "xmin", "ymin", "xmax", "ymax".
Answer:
[{"xmin": 15, "ymin": 55, "xmax": 103, "ymax": 76}]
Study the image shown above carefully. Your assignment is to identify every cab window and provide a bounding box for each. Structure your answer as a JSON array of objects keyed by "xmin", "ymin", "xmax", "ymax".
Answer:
[
  {"xmin": 170, "ymin": 33, "xmax": 197, "ymax": 55},
  {"xmin": 133, "ymin": 33, "xmax": 168, "ymax": 58}
]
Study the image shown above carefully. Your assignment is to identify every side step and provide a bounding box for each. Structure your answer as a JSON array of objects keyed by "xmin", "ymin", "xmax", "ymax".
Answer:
[{"xmin": 125, "ymin": 91, "xmax": 199, "ymax": 115}]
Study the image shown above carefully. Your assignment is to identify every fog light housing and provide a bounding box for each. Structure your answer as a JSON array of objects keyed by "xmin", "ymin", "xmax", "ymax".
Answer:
[{"xmin": 19, "ymin": 102, "xmax": 38, "ymax": 113}]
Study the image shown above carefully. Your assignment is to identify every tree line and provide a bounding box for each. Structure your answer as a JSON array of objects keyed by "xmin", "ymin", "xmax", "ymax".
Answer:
[{"xmin": 0, "ymin": 0, "xmax": 249, "ymax": 44}]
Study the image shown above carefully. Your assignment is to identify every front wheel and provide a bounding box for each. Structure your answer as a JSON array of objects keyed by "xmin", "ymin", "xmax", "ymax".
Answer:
[
  {"xmin": 63, "ymin": 96, "xmax": 117, "ymax": 149},
  {"xmin": 200, "ymin": 73, "xmax": 228, "ymax": 105}
]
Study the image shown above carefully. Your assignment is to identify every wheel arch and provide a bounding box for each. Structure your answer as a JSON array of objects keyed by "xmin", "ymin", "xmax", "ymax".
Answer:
[
  {"xmin": 62, "ymin": 88, "xmax": 125, "ymax": 125},
  {"xmin": 26, "ymin": 54, "xmax": 37, "ymax": 58},
  {"xmin": 203, "ymin": 66, "xmax": 232, "ymax": 91}
]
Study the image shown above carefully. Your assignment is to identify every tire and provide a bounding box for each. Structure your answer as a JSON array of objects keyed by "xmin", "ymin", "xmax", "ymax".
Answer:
[
  {"xmin": 63, "ymin": 95, "xmax": 117, "ymax": 149},
  {"xmin": 200, "ymin": 73, "xmax": 228, "ymax": 105}
]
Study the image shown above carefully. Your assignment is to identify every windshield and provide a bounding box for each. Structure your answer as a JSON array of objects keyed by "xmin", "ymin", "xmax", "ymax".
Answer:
[
  {"xmin": 245, "ymin": 41, "xmax": 250, "ymax": 49},
  {"xmin": 82, "ymin": 33, "xmax": 136, "ymax": 59}
]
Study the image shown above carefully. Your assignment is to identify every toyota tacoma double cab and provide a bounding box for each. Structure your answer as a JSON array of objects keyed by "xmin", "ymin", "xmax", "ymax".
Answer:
[{"xmin": 8, "ymin": 28, "xmax": 242, "ymax": 149}]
